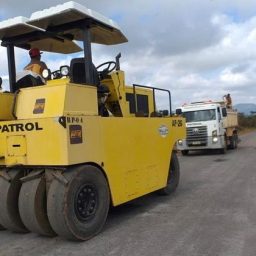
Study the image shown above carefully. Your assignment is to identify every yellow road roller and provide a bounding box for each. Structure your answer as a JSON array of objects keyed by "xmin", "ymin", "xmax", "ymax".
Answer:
[{"xmin": 0, "ymin": 1, "xmax": 185, "ymax": 240}]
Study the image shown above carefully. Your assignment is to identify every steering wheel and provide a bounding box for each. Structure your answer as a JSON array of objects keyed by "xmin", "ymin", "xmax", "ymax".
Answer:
[
  {"xmin": 52, "ymin": 70, "xmax": 62, "ymax": 79},
  {"xmin": 96, "ymin": 61, "xmax": 116, "ymax": 79}
]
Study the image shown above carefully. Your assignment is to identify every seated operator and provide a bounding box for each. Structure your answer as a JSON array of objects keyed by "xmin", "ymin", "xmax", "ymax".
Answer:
[{"xmin": 24, "ymin": 48, "xmax": 48, "ymax": 76}]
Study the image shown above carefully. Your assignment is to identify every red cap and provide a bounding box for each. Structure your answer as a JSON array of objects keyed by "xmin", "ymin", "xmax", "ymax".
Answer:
[{"xmin": 29, "ymin": 48, "xmax": 42, "ymax": 57}]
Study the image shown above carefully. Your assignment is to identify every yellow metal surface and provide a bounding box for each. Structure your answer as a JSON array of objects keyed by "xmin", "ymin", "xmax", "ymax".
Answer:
[
  {"xmin": 124, "ymin": 85, "xmax": 155, "ymax": 116},
  {"xmin": 103, "ymin": 71, "xmax": 155, "ymax": 117},
  {"xmin": 15, "ymin": 84, "xmax": 66, "ymax": 119},
  {"xmin": 102, "ymin": 71, "xmax": 130, "ymax": 116},
  {"xmin": 64, "ymin": 83, "xmax": 98, "ymax": 116},
  {"xmin": 7, "ymin": 135, "xmax": 27, "ymax": 157},
  {"xmin": 47, "ymin": 78, "xmax": 69, "ymax": 86},
  {"xmin": 0, "ymin": 93, "xmax": 14, "ymax": 120},
  {"xmin": 65, "ymin": 116, "xmax": 185, "ymax": 205},
  {"xmin": 15, "ymin": 82, "xmax": 98, "ymax": 119},
  {"xmin": 0, "ymin": 114, "xmax": 185, "ymax": 206},
  {"xmin": 99, "ymin": 117, "xmax": 185, "ymax": 205},
  {"xmin": 0, "ymin": 118, "xmax": 68, "ymax": 166}
]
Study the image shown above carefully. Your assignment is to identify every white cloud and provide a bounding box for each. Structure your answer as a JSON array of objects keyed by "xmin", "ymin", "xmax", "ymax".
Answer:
[
  {"xmin": 220, "ymin": 68, "xmax": 249, "ymax": 85},
  {"xmin": 1, "ymin": 0, "xmax": 256, "ymax": 107},
  {"xmin": 0, "ymin": 43, "xmax": 8, "ymax": 76}
]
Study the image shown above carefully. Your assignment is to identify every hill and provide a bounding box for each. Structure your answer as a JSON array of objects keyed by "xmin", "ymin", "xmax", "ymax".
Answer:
[{"xmin": 234, "ymin": 103, "xmax": 256, "ymax": 115}]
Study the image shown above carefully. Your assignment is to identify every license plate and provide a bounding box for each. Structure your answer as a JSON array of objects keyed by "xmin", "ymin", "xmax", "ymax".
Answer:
[{"xmin": 192, "ymin": 141, "xmax": 201, "ymax": 145}]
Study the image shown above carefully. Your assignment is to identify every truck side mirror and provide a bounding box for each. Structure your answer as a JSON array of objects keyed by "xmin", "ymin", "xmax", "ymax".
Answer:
[
  {"xmin": 0, "ymin": 77, "xmax": 2, "ymax": 88},
  {"xmin": 222, "ymin": 108, "xmax": 227, "ymax": 117},
  {"xmin": 176, "ymin": 108, "xmax": 182, "ymax": 115}
]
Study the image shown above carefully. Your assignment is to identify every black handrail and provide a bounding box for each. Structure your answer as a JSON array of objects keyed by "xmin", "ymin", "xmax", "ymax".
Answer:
[{"xmin": 132, "ymin": 84, "xmax": 172, "ymax": 116}]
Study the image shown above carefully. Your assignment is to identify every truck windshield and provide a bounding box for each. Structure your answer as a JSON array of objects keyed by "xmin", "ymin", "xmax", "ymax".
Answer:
[{"xmin": 183, "ymin": 109, "xmax": 216, "ymax": 122}]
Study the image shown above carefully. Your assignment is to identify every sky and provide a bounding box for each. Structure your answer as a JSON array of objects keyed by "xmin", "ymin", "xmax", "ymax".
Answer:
[{"xmin": 1, "ymin": 0, "xmax": 256, "ymax": 108}]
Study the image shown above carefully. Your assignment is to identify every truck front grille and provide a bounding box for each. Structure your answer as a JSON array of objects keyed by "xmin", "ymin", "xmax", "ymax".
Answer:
[{"xmin": 186, "ymin": 126, "xmax": 208, "ymax": 147}]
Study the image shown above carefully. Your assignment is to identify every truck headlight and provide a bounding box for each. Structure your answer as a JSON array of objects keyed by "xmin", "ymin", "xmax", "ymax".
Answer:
[
  {"xmin": 212, "ymin": 130, "xmax": 218, "ymax": 143},
  {"xmin": 177, "ymin": 140, "xmax": 183, "ymax": 145},
  {"xmin": 212, "ymin": 137, "xmax": 218, "ymax": 143}
]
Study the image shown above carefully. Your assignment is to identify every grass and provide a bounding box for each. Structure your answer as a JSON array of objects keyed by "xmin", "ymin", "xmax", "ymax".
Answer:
[{"xmin": 238, "ymin": 127, "xmax": 256, "ymax": 135}]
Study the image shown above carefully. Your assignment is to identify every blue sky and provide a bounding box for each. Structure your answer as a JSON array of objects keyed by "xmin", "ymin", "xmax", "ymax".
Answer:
[{"xmin": 1, "ymin": 0, "xmax": 256, "ymax": 107}]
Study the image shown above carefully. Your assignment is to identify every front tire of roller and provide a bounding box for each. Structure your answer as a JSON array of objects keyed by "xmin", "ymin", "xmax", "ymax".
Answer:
[
  {"xmin": 0, "ymin": 169, "xmax": 28, "ymax": 233},
  {"xmin": 18, "ymin": 174, "xmax": 56, "ymax": 237},
  {"xmin": 158, "ymin": 152, "xmax": 180, "ymax": 195},
  {"xmin": 47, "ymin": 166, "xmax": 110, "ymax": 241}
]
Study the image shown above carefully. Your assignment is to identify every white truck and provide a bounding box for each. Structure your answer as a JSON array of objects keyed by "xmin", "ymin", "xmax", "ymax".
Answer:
[{"xmin": 176, "ymin": 101, "xmax": 238, "ymax": 155}]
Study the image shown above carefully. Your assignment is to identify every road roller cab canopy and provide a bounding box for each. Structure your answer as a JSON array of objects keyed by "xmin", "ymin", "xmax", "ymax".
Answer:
[{"xmin": 0, "ymin": 1, "xmax": 128, "ymax": 92}]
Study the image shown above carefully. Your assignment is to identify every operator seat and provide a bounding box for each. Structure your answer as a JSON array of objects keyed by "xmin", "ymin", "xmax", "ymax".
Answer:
[
  {"xmin": 70, "ymin": 58, "xmax": 100, "ymax": 86},
  {"xmin": 70, "ymin": 58, "xmax": 111, "ymax": 117},
  {"xmin": 15, "ymin": 70, "xmax": 45, "ymax": 90}
]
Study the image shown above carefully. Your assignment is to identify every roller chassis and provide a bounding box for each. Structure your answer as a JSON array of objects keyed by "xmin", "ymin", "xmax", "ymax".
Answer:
[{"xmin": 0, "ymin": 2, "xmax": 186, "ymax": 240}]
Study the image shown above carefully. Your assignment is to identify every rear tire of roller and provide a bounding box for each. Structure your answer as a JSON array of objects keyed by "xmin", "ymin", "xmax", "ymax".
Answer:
[
  {"xmin": 0, "ymin": 169, "xmax": 28, "ymax": 233},
  {"xmin": 19, "ymin": 174, "xmax": 56, "ymax": 236}
]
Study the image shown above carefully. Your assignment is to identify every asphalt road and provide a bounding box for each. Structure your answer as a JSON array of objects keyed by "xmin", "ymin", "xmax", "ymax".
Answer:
[{"xmin": 0, "ymin": 132, "xmax": 255, "ymax": 256}]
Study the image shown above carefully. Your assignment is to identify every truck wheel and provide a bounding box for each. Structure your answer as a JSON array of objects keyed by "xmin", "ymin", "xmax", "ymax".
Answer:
[
  {"xmin": 229, "ymin": 134, "xmax": 238, "ymax": 150},
  {"xmin": 0, "ymin": 169, "xmax": 28, "ymax": 233},
  {"xmin": 234, "ymin": 134, "xmax": 238, "ymax": 149},
  {"xmin": 220, "ymin": 137, "xmax": 227, "ymax": 154},
  {"xmin": 229, "ymin": 136, "xmax": 234, "ymax": 149},
  {"xmin": 158, "ymin": 152, "xmax": 180, "ymax": 195},
  {"xmin": 229, "ymin": 134, "xmax": 237, "ymax": 149},
  {"xmin": 181, "ymin": 150, "xmax": 189, "ymax": 156},
  {"xmin": 19, "ymin": 174, "xmax": 56, "ymax": 237},
  {"xmin": 47, "ymin": 166, "xmax": 110, "ymax": 241}
]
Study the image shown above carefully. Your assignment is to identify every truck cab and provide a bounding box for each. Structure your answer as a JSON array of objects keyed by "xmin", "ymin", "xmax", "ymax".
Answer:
[{"xmin": 176, "ymin": 101, "xmax": 238, "ymax": 155}]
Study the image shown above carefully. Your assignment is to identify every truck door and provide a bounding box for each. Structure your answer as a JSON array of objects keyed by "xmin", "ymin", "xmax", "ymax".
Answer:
[{"xmin": 218, "ymin": 107, "xmax": 225, "ymax": 135}]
